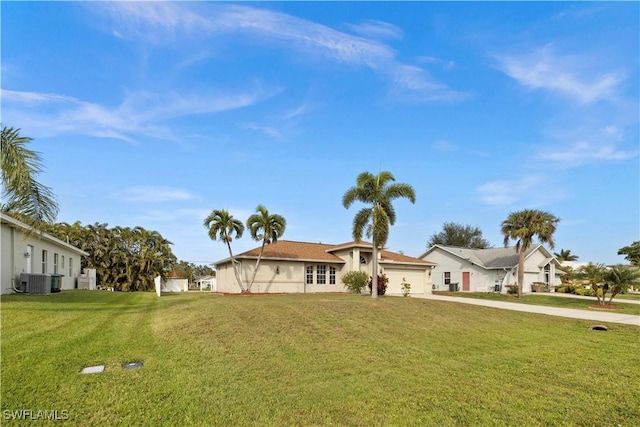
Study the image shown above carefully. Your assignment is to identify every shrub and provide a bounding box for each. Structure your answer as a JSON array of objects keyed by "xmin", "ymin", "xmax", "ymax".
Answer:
[
  {"xmin": 400, "ymin": 278, "xmax": 411, "ymax": 297},
  {"xmin": 368, "ymin": 274, "xmax": 389, "ymax": 296},
  {"xmin": 506, "ymin": 285, "xmax": 518, "ymax": 294},
  {"xmin": 341, "ymin": 271, "xmax": 370, "ymax": 294}
]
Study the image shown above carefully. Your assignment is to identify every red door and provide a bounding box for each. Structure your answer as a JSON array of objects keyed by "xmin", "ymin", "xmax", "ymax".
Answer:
[{"xmin": 462, "ymin": 272, "xmax": 470, "ymax": 291}]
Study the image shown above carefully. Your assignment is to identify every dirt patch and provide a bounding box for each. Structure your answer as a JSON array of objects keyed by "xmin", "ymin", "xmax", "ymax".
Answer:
[{"xmin": 589, "ymin": 304, "xmax": 618, "ymax": 310}]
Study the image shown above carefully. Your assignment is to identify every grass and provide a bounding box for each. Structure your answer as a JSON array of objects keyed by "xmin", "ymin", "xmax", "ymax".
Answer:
[
  {"xmin": 434, "ymin": 291, "xmax": 640, "ymax": 315},
  {"xmin": 1, "ymin": 291, "xmax": 639, "ymax": 426}
]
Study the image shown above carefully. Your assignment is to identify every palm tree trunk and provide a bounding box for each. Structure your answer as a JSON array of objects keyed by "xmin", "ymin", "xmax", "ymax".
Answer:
[
  {"xmin": 247, "ymin": 239, "xmax": 267, "ymax": 292},
  {"xmin": 372, "ymin": 244, "xmax": 378, "ymax": 299},
  {"xmin": 226, "ymin": 240, "xmax": 245, "ymax": 293},
  {"xmin": 517, "ymin": 249, "xmax": 525, "ymax": 299}
]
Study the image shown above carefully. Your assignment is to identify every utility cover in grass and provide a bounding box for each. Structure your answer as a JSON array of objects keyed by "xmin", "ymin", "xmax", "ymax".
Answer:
[
  {"xmin": 122, "ymin": 361, "xmax": 143, "ymax": 369},
  {"xmin": 80, "ymin": 365, "xmax": 105, "ymax": 374}
]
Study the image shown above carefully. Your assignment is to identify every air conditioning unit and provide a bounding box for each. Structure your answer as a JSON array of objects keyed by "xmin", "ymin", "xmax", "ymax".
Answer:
[{"xmin": 19, "ymin": 273, "xmax": 51, "ymax": 294}]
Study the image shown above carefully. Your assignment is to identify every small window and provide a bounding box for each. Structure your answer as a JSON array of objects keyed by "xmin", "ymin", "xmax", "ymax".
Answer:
[
  {"xmin": 54, "ymin": 253, "xmax": 59, "ymax": 274},
  {"xmin": 61, "ymin": 255, "xmax": 65, "ymax": 269},
  {"xmin": 329, "ymin": 266, "xmax": 336, "ymax": 285},
  {"xmin": 317, "ymin": 265, "xmax": 326, "ymax": 284},
  {"xmin": 306, "ymin": 265, "xmax": 313, "ymax": 285},
  {"xmin": 444, "ymin": 272, "xmax": 451, "ymax": 285},
  {"xmin": 42, "ymin": 250, "xmax": 48, "ymax": 274},
  {"xmin": 69, "ymin": 258, "xmax": 73, "ymax": 277}
]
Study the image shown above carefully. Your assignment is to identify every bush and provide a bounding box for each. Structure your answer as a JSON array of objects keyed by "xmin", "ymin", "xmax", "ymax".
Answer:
[
  {"xmin": 574, "ymin": 286, "xmax": 595, "ymax": 296},
  {"xmin": 368, "ymin": 274, "xmax": 389, "ymax": 296},
  {"xmin": 341, "ymin": 271, "xmax": 370, "ymax": 294},
  {"xmin": 400, "ymin": 278, "xmax": 411, "ymax": 297},
  {"xmin": 506, "ymin": 285, "xmax": 518, "ymax": 294}
]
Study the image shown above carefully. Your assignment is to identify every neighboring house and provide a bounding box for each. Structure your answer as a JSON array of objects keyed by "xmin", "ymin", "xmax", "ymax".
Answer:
[
  {"xmin": 215, "ymin": 240, "xmax": 435, "ymax": 294},
  {"xmin": 194, "ymin": 275, "xmax": 216, "ymax": 291},
  {"xmin": 1, "ymin": 212, "xmax": 88, "ymax": 294},
  {"xmin": 420, "ymin": 244, "xmax": 562, "ymax": 293}
]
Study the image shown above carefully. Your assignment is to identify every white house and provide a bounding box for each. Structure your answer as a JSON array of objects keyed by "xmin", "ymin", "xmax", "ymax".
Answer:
[
  {"xmin": 215, "ymin": 240, "xmax": 435, "ymax": 294},
  {"xmin": 1, "ymin": 213, "xmax": 88, "ymax": 294},
  {"xmin": 194, "ymin": 275, "xmax": 216, "ymax": 291},
  {"xmin": 420, "ymin": 244, "xmax": 562, "ymax": 293}
]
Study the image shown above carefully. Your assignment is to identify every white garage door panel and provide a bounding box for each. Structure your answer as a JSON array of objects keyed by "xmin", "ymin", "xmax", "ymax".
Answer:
[{"xmin": 385, "ymin": 269, "xmax": 426, "ymax": 294}]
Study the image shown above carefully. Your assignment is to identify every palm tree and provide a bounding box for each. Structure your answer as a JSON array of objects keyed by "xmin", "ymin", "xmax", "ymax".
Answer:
[
  {"xmin": 343, "ymin": 171, "xmax": 416, "ymax": 299},
  {"xmin": 246, "ymin": 205, "xmax": 286, "ymax": 292},
  {"xmin": 204, "ymin": 209, "xmax": 246, "ymax": 292},
  {"xmin": 603, "ymin": 265, "xmax": 640, "ymax": 304},
  {"xmin": 501, "ymin": 209, "xmax": 560, "ymax": 299},
  {"xmin": 576, "ymin": 263, "xmax": 607, "ymax": 305},
  {"xmin": 1, "ymin": 125, "xmax": 59, "ymax": 229},
  {"xmin": 554, "ymin": 249, "xmax": 578, "ymax": 262}
]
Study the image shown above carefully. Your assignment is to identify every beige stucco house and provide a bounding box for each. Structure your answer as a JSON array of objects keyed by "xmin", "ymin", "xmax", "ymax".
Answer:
[
  {"xmin": 215, "ymin": 240, "xmax": 435, "ymax": 294},
  {"xmin": 1, "ymin": 213, "xmax": 88, "ymax": 294},
  {"xmin": 420, "ymin": 244, "xmax": 562, "ymax": 293}
]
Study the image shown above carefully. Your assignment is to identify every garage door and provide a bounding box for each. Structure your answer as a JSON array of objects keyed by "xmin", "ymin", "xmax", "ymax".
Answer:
[{"xmin": 384, "ymin": 269, "xmax": 427, "ymax": 295}]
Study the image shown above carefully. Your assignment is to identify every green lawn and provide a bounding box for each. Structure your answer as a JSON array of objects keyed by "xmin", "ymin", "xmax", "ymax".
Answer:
[
  {"xmin": 1, "ymin": 291, "xmax": 639, "ymax": 426},
  {"xmin": 434, "ymin": 291, "xmax": 640, "ymax": 315}
]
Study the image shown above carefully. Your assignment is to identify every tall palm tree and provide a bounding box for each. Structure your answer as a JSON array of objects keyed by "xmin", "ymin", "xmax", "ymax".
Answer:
[
  {"xmin": 501, "ymin": 209, "xmax": 560, "ymax": 299},
  {"xmin": 246, "ymin": 205, "xmax": 286, "ymax": 292},
  {"xmin": 204, "ymin": 209, "xmax": 246, "ymax": 292},
  {"xmin": 343, "ymin": 171, "xmax": 416, "ymax": 299},
  {"xmin": 1, "ymin": 125, "xmax": 59, "ymax": 229},
  {"xmin": 554, "ymin": 249, "xmax": 578, "ymax": 262}
]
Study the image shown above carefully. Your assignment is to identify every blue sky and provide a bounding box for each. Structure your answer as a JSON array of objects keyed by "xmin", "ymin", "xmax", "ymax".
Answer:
[{"xmin": 2, "ymin": 2, "xmax": 638, "ymax": 266}]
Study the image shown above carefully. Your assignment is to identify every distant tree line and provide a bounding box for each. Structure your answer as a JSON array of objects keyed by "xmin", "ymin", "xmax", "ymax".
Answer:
[{"xmin": 46, "ymin": 222, "xmax": 177, "ymax": 291}]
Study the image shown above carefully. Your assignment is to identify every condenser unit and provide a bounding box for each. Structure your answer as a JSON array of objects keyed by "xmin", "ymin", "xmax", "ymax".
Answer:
[{"xmin": 19, "ymin": 273, "xmax": 51, "ymax": 294}]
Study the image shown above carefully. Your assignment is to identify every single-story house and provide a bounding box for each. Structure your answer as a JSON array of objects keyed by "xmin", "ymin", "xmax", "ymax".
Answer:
[
  {"xmin": 1, "ymin": 212, "xmax": 88, "ymax": 294},
  {"xmin": 215, "ymin": 240, "xmax": 436, "ymax": 294},
  {"xmin": 420, "ymin": 244, "xmax": 562, "ymax": 293}
]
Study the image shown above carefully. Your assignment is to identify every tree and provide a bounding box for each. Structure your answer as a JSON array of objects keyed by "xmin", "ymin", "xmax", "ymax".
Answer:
[
  {"xmin": 576, "ymin": 263, "xmax": 606, "ymax": 304},
  {"xmin": 427, "ymin": 222, "xmax": 490, "ymax": 249},
  {"xmin": 204, "ymin": 209, "xmax": 246, "ymax": 292},
  {"xmin": 46, "ymin": 221, "xmax": 176, "ymax": 291},
  {"xmin": 617, "ymin": 241, "xmax": 640, "ymax": 267},
  {"xmin": 554, "ymin": 249, "xmax": 578, "ymax": 262},
  {"xmin": 343, "ymin": 171, "xmax": 416, "ymax": 299},
  {"xmin": 501, "ymin": 209, "xmax": 560, "ymax": 299},
  {"xmin": 1, "ymin": 125, "xmax": 59, "ymax": 229},
  {"xmin": 602, "ymin": 265, "xmax": 640, "ymax": 305},
  {"xmin": 246, "ymin": 205, "xmax": 286, "ymax": 292}
]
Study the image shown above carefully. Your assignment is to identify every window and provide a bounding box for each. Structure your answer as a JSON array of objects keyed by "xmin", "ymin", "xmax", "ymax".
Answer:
[
  {"xmin": 317, "ymin": 265, "xmax": 326, "ymax": 284},
  {"xmin": 444, "ymin": 272, "xmax": 451, "ymax": 285},
  {"xmin": 54, "ymin": 253, "xmax": 59, "ymax": 274},
  {"xmin": 306, "ymin": 266, "xmax": 313, "ymax": 285},
  {"xmin": 544, "ymin": 264, "xmax": 551, "ymax": 284},
  {"xmin": 69, "ymin": 258, "xmax": 73, "ymax": 277},
  {"xmin": 61, "ymin": 255, "xmax": 65, "ymax": 270},
  {"xmin": 329, "ymin": 266, "xmax": 336, "ymax": 285},
  {"xmin": 42, "ymin": 250, "xmax": 48, "ymax": 274}
]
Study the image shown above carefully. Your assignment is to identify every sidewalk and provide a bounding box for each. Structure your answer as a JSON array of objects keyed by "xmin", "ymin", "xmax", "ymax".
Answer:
[{"xmin": 400, "ymin": 293, "xmax": 640, "ymax": 326}]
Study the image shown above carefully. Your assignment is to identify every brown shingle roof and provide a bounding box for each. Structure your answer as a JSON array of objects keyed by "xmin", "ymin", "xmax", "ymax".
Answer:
[
  {"xmin": 234, "ymin": 240, "xmax": 345, "ymax": 263},
  {"xmin": 216, "ymin": 239, "xmax": 432, "ymax": 266}
]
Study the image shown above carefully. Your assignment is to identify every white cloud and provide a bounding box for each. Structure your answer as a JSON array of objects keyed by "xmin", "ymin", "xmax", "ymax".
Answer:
[
  {"xmin": 496, "ymin": 44, "xmax": 625, "ymax": 104},
  {"xmin": 120, "ymin": 186, "xmax": 197, "ymax": 203},
  {"xmin": 345, "ymin": 20, "xmax": 403, "ymax": 40},
  {"xmin": 91, "ymin": 2, "xmax": 463, "ymax": 102},
  {"xmin": 240, "ymin": 123, "xmax": 282, "ymax": 138},
  {"xmin": 1, "ymin": 87, "xmax": 274, "ymax": 142},
  {"xmin": 540, "ymin": 141, "xmax": 637, "ymax": 164},
  {"xmin": 476, "ymin": 175, "xmax": 563, "ymax": 207},
  {"xmin": 431, "ymin": 140, "xmax": 457, "ymax": 152}
]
